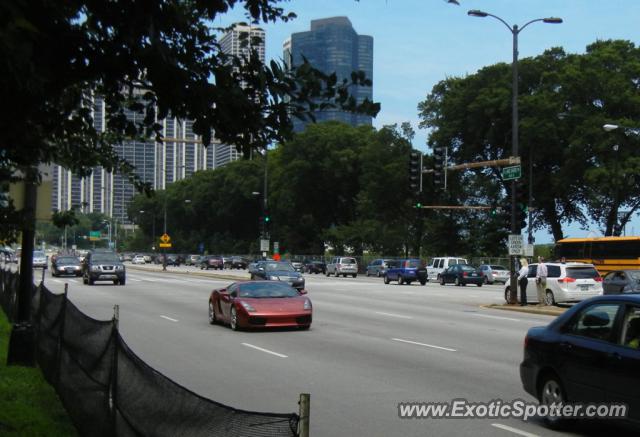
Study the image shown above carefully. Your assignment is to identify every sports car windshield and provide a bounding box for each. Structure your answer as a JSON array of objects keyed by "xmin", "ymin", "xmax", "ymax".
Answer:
[
  {"xmin": 264, "ymin": 262, "xmax": 295, "ymax": 272},
  {"xmin": 239, "ymin": 282, "xmax": 299, "ymax": 298}
]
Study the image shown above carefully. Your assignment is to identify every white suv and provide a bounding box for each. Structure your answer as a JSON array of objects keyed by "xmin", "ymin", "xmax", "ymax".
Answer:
[
  {"xmin": 427, "ymin": 257, "xmax": 468, "ymax": 281},
  {"xmin": 326, "ymin": 257, "xmax": 358, "ymax": 278},
  {"xmin": 504, "ymin": 262, "xmax": 603, "ymax": 305}
]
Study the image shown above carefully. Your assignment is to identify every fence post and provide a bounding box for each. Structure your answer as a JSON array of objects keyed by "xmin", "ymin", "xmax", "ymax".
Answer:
[
  {"xmin": 110, "ymin": 305, "xmax": 119, "ymax": 436},
  {"xmin": 298, "ymin": 393, "xmax": 310, "ymax": 437}
]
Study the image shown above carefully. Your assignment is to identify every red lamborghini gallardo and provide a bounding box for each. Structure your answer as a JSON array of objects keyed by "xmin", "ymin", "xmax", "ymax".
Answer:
[{"xmin": 208, "ymin": 281, "xmax": 312, "ymax": 330}]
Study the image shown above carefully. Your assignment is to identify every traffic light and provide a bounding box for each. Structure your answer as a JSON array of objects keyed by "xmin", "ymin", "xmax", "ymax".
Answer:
[
  {"xmin": 433, "ymin": 147, "xmax": 445, "ymax": 187},
  {"xmin": 415, "ymin": 202, "xmax": 422, "ymax": 208},
  {"xmin": 409, "ymin": 151, "xmax": 422, "ymax": 194},
  {"xmin": 515, "ymin": 181, "xmax": 527, "ymax": 230}
]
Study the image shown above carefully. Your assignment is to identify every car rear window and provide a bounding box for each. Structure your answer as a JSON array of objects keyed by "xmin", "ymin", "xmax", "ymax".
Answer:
[
  {"xmin": 490, "ymin": 265, "xmax": 506, "ymax": 270},
  {"xmin": 341, "ymin": 258, "xmax": 356, "ymax": 264},
  {"xmin": 566, "ymin": 267, "xmax": 600, "ymax": 279},
  {"xmin": 548, "ymin": 265, "xmax": 561, "ymax": 278},
  {"xmin": 405, "ymin": 260, "xmax": 420, "ymax": 268},
  {"xmin": 460, "ymin": 265, "xmax": 476, "ymax": 271}
]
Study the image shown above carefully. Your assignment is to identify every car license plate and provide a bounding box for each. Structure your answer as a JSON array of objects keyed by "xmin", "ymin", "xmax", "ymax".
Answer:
[{"xmin": 579, "ymin": 284, "xmax": 590, "ymax": 290}]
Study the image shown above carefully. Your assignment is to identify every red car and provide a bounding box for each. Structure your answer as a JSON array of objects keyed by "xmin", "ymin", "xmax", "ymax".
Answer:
[{"xmin": 208, "ymin": 281, "xmax": 312, "ymax": 330}]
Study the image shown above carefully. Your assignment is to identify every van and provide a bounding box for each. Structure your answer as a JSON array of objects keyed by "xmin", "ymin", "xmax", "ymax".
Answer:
[
  {"xmin": 427, "ymin": 257, "xmax": 468, "ymax": 281},
  {"xmin": 326, "ymin": 257, "xmax": 358, "ymax": 278}
]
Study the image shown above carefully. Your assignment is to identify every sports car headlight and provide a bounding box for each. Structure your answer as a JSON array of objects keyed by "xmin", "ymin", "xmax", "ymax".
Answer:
[
  {"xmin": 303, "ymin": 299, "xmax": 312, "ymax": 310},
  {"xmin": 240, "ymin": 301, "xmax": 256, "ymax": 312},
  {"xmin": 269, "ymin": 275, "xmax": 280, "ymax": 280}
]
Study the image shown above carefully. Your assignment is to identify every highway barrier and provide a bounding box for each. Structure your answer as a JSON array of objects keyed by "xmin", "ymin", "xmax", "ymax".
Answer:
[{"xmin": 1, "ymin": 268, "xmax": 301, "ymax": 436}]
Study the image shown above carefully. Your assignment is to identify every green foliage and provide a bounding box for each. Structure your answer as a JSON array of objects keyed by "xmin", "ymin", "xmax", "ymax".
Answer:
[{"xmin": 0, "ymin": 310, "xmax": 77, "ymax": 436}]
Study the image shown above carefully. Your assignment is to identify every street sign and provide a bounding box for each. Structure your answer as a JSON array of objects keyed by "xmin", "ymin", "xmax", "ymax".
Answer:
[
  {"xmin": 508, "ymin": 234, "xmax": 523, "ymax": 255},
  {"xmin": 159, "ymin": 243, "xmax": 172, "ymax": 248},
  {"xmin": 160, "ymin": 233, "xmax": 171, "ymax": 244},
  {"xmin": 260, "ymin": 239, "xmax": 270, "ymax": 252},
  {"xmin": 89, "ymin": 231, "xmax": 101, "ymax": 241},
  {"xmin": 502, "ymin": 165, "xmax": 521, "ymax": 181},
  {"xmin": 524, "ymin": 243, "xmax": 534, "ymax": 257}
]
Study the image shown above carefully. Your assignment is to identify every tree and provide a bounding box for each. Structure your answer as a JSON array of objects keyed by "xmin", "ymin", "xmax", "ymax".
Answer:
[{"xmin": 0, "ymin": 0, "xmax": 379, "ymax": 243}]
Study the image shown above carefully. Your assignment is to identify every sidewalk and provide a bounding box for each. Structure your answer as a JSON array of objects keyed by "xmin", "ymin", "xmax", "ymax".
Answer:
[
  {"xmin": 126, "ymin": 263, "xmax": 250, "ymax": 281},
  {"xmin": 481, "ymin": 303, "xmax": 567, "ymax": 317}
]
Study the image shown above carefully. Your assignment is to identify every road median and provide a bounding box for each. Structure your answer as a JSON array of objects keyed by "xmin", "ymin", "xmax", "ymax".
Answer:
[
  {"xmin": 126, "ymin": 264, "xmax": 249, "ymax": 281},
  {"xmin": 481, "ymin": 303, "xmax": 566, "ymax": 317}
]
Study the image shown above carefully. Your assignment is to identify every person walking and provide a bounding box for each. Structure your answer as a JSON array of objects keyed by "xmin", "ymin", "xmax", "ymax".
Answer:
[
  {"xmin": 518, "ymin": 258, "xmax": 529, "ymax": 306},
  {"xmin": 536, "ymin": 256, "xmax": 548, "ymax": 306}
]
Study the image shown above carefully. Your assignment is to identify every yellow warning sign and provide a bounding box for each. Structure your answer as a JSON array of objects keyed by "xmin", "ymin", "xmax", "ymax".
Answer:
[{"xmin": 160, "ymin": 233, "xmax": 171, "ymax": 244}]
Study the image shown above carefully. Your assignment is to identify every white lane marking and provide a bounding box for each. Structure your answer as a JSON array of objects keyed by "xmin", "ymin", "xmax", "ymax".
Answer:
[
  {"xmin": 375, "ymin": 311, "xmax": 413, "ymax": 319},
  {"xmin": 51, "ymin": 279, "xmax": 62, "ymax": 284},
  {"xmin": 160, "ymin": 315, "xmax": 179, "ymax": 322},
  {"xmin": 128, "ymin": 278, "xmax": 142, "ymax": 282},
  {"xmin": 491, "ymin": 423, "xmax": 540, "ymax": 437},
  {"xmin": 241, "ymin": 343, "xmax": 288, "ymax": 358},
  {"xmin": 473, "ymin": 313, "xmax": 520, "ymax": 322},
  {"xmin": 392, "ymin": 338, "xmax": 456, "ymax": 352}
]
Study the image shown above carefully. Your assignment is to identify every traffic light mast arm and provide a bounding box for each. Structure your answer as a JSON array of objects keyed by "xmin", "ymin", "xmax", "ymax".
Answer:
[
  {"xmin": 416, "ymin": 205, "xmax": 496, "ymax": 210},
  {"xmin": 422, "ymin": 157, "xmax": 520, "ymax": 173}
]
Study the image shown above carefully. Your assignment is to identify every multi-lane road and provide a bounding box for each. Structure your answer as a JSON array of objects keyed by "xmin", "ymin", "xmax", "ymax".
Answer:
[{"xmin": 41, "ymin": 265, "xmax": 622, "ymax": 437}]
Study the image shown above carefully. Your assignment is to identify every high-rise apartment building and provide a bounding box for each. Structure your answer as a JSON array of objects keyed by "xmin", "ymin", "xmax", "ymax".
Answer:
[
  {"xmin": 53, "ymin": 23, "xmax": 266, "ymax": 224},
  {"xmin": 284, "ymin": 17, "xmax": 373, "ymax": 132}
]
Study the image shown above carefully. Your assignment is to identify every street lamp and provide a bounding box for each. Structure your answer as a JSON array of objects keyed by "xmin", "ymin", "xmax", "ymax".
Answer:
[
  {"xmin": 468, "ymin": 9, "xmax": 562, "ymax": 304},
  {"xmin": 102, "ymin": 220, "xmax": 112, "ymax": 248}
]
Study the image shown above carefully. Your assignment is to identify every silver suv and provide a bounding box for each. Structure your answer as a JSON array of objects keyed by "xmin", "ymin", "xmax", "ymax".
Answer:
[
  {"xmin": 327, "ymin": 257, "xmax": 358, "ymax": 278},
  {"xmin": 504, "ymin": 262, "xmax": 603, "ymax": 305}
]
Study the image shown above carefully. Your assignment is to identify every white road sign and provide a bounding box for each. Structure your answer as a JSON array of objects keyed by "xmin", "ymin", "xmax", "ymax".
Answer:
[{"xmin": 508, "ymin": 234, "xmax": 523, "ymax": 256}]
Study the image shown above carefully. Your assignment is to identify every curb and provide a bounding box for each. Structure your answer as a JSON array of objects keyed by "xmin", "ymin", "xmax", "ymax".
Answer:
[
  {"xmin": 127, "ymin": 265, "xmax": 248, "ymax": 282},
  {"xmin": 481, "ymin": 304, "xmax": 565, "ymax": 317}
]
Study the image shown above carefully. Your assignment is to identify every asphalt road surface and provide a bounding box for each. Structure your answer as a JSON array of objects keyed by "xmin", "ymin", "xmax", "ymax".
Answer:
[{"xmin": 40, "ymin": 266, "xmax": 631, "ymax": 437}]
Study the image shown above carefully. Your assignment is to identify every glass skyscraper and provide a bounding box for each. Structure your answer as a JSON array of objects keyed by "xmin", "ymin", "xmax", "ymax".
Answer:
[{"xmin": 284, "ymin": 17, "xmax": 373, "ymax": 131}]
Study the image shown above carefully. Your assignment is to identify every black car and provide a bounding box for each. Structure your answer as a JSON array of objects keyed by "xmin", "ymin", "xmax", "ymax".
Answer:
[
  {"xmin": 82, "ymin": 250, "xmax": 126, "ymax": 285},
  {"xmin": 521, "ymin": 295, "xmax": 640, "ymax": 428},
  {"xmin": 304, "ymin": 260, "xmax": 326, "ymax": 274},
  {"xmin": 439, "ymin": 264, "xmax": 483, "ymax": 286},
  {"xmin": 51, "ymin": 255, "xmax": 82, "ymax": 277},
  {"xmin": 603, "ymin": 269, "xmax": 640, "ymax": 295},
  {"xmin": 249, "ymin": 261, "xmax": 305, "ymax": 291},
  {"xmin": 231, "ymin": 256, "xmax": 248, "ymax": 269}
]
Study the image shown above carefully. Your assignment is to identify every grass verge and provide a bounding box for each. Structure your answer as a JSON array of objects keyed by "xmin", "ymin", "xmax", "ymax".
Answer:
[{"xmin": 0, "ymin": 310, "xmax": 77, "ymax": 436}]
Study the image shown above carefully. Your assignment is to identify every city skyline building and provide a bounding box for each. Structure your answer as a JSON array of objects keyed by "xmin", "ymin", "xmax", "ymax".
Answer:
[{"xmin": 284, "ymin": 16, "xmax": 373, "ymax": 132}]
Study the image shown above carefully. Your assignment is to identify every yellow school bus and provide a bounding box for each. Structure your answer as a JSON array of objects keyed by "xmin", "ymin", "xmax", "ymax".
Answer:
[{"xmin": 555, "ymin": 236, "xmax": 640, "ymax": 275}]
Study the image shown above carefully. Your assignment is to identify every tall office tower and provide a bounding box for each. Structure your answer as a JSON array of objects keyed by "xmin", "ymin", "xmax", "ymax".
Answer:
[
  {"xmin": 217, "ymin": 23, "xmax": 265, "ymax": 165},
  {"xmin": 284, "ymin": 17, "xmax": 373, "ymax": 132}
]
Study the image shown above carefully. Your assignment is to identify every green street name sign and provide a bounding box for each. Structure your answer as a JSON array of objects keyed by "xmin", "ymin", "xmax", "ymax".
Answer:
[{"xmin": 502, "ymin": 165, "xmax": 521, "ymax": 181}]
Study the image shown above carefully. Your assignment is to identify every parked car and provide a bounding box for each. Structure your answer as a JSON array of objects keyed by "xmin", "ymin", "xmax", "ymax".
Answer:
[
  {"xmin": 200, "ymin": 255, "xmax": 224, "ymax": 270},
  {"xmin": 208, "ymin": 281, "xmax": 311, "ymax": 330},
  {"xmin": 384, "ymin": 259, "xmax": 428, "ymax": 285},
  {"xmin": 366, "ymin": 259, "xmax": 394, "ymax": 277},
  {"xmin": 51, "ymin": 255, "xmax": 82, "ymax": 277},
  {"xmin": 230, "ymin": 256, "xmax": 248, "ymax": 269},
  {"xmin": 505, "ymin": 262, "xmax": 603, "ymax": 306},
  {"xmin": 520, "ymin": 294, "xmax": 640, "ymax": 428},
  {"xmin": 1, "ymin": 248, "xmax": 17, "ymax": 263},
  {"xmin": 32, "ymin": 250, "xmax": 48, "ymax": 269},
  {"xmin": 326, "ymin": 257, "xmax": 358, "ymax": 278},
  {"xmin": 603, "ymin": 269, "xmax": 640, "ymax": 295},
  {"xmin": 143, "ymin": 254, "xmax": 153, "ymax": 263},
  {"xmin": 165, "ymin": 254, "xmax": 181, "ymax": 266},
  {"xmin": 132, "ymin": 255, "xmax": 146, "ymax": 264},
  {"xmin": 427, "ymin": 257, "xmax": 468, "ymax": 281},
  {"xmin": 479, "ymin": 264, "xmax": 510, "ymax": 284},
  {"xmin": 185, "ymin": 254, "xmax": 201, "ymax": 266},
  {"xmin": 82, "ymin": 250, "xmax": 125, "ymax": 285},
  {"xmin": 222, "ymin": 256, "xmax": 233, "ymax": 269},
  {"xmin": 439, "ymin": 264, "xmax": 483, "ymax": 287},
  {"xmin": 304, "ymin": 260, "xmax": 326, "ymax": 274},
  {"xmin": 249, "ymin": 261, "xmax": 305, "ymax": 291}
]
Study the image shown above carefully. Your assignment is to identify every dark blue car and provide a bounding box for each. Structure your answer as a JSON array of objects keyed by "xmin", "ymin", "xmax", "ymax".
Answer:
[
  {"xmin": 384, "ymin": 259, "xmax": 427, "ymax": 285},
  {"xmin": 521, "ymin": 295, "xmax": 640, "ymax": 428}
]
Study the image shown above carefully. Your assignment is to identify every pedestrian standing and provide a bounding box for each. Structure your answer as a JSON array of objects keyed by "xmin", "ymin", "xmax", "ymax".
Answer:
[
  {"xmin": 518, "ymin": 258, "xmax": 529, "ymax": 306},
  {"xmin": 536, "ymin": 256, "xmax": 548, "ymax": 306}
]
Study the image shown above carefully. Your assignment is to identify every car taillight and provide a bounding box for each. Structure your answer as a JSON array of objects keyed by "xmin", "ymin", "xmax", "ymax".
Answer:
[
  {"xmin": 594, "ymin": 276, "xmax": 603, "ymax": 282},
  {"xmin": 463, "ymin": 272, "xmax": 468, "ymax": 277},
  {"xmin": 524, "ymin": 335, "xmax": 529, "ymax": 349},
  {"xmin": 558, "ymin": 277, "xmax": 576, "ymax": 283}
]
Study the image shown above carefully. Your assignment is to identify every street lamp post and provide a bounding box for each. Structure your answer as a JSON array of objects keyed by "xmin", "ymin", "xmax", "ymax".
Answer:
[{"xmin": 468, "ymin": 9, "xmax": 562, "ymax": 304}]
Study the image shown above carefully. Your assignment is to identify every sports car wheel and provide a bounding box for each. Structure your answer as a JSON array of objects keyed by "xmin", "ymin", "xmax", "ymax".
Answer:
[
  {"xmin": 230, "ymin": 306, "xmax": 238, "ymax": 331},
  {"xmin": 208, "ymin": 301, "xmax": 217, "ymax": 325}
]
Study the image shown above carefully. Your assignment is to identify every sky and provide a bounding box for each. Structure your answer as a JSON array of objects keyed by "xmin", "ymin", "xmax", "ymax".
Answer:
[{"xmin": 218, "ymin": 0, "xmax": 640, "ymax": 243}]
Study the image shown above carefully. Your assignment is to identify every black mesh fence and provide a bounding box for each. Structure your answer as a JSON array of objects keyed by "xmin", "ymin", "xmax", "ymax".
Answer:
[{"xmin": 1, "ymin": 269, "xmax": 300, "ymax": 437}]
